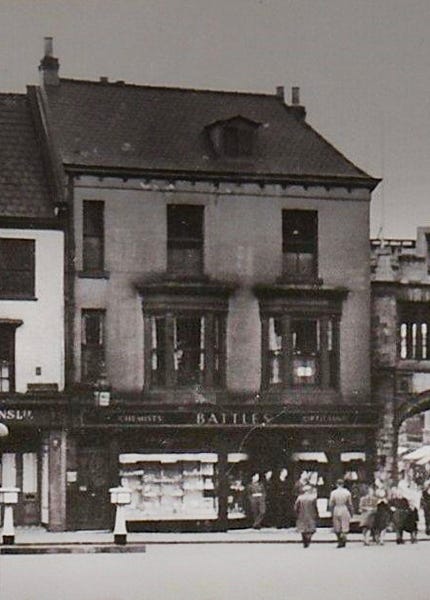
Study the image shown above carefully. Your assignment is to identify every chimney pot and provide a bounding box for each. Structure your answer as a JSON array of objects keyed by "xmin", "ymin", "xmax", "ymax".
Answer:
[
  {"xmin": 44, "ymin": 36, "xmax": 53, "ymax": 57},
  {"xmin": 276, "ymin": 86, "xmax": 285, "ymax": 100},
  {"xmin": 291, "ymin": 86, "xmax": 300, "ymax": 105},
  {"xmin": 39, "ymin": 36, "xmax": 60, "ymax": 87},
  {"xmin": 100, "ymin": 76, "xmax": 109, "ymax": 83}
]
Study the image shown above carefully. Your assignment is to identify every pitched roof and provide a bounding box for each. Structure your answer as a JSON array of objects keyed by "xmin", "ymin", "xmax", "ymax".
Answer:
[
  {"xmin": 44, "ymin": 79, "xmax": 377, "ymax": 186},
  {"xmin": 0, "ymin": 93, "xmax": 54, "ymax": 219}
]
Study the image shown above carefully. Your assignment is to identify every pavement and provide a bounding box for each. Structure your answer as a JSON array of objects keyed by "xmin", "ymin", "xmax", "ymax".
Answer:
[{"xmin": 1, "ymin": 525, "xmax": 429, "ymax": 553}]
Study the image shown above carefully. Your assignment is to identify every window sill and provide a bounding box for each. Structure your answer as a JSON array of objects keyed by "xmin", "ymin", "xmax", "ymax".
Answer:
[
  {"xmin": 277, "ymin": 276, "xmax": 323, "ymax": 286},
  {"xmin": 0, "ymin": 295, "xmax": 37, "ymax": 301},
  {"xmin": 78, "ymin": 270, "xmax": 110, "ymax": 280}
]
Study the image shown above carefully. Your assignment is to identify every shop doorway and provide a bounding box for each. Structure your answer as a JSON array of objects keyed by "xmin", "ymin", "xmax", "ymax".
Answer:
[
  {"xmin": 0, "ymin": 451, "xmax": 40, "ymax": 525},
  {"xmin": 68, "ymin": 446, "xmax": 112, "ymax": 530}
]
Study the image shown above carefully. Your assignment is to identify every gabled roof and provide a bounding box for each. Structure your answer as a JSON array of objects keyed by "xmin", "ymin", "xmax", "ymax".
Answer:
[
  {"xmin": 0, "ymin": 93, "xmax": 54, "ymax": 219},
  {"xmin": 44, "ymin": 79, "xmax": 378, "ymax": 187}
]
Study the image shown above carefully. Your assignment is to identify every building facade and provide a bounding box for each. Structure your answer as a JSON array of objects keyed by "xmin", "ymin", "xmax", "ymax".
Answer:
[
  {"xmin": 372, "ymin": 229, "xmax": 430, "ymax": 480},
  {"xmin": 0, "ymin": 90, "xmax": 65, "ymax": 530},
  {"xmin": 34, "ymin": 40, "xmax": 379, "ymax": 530}
]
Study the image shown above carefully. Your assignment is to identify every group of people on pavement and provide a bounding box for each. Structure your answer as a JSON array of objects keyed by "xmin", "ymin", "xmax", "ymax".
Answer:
[
  {"xmin": 294, "ymin": 478, "xmax": 353, "ymax": 548},
  {"xmin": 245, "ymin": 469, "xmax": 291, "ymax": 530},
  {"xmin": 246, "ymin": 468, "xmax": 430, "ymax": 549},
  {"xmin": 358, "ymin": 483, "xmax": 425, "ymax": 546}
]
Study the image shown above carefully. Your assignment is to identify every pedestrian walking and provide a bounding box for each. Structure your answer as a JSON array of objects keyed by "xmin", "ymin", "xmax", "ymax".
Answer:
[
  {"xmin": 420, "ymin": 481, "xmax": 430, "ymax": 536},
  {"xmin": 390, "ymin": 487, "xmax": 409, "ymax": 545},
  {"xmin": 373, "ymin": 489, "xmax": 391, "ymax": 545},
  {"xmin": 358, "ymin": 485, "xmax": 377, "ymax": 545},
  {"xmin": 294, "ymin": 484, "xmax": 318, "ymax": 547},
  {"xmin": 246, "ymin": 473, "xmax": 266, "ymax": 529},
  {"xmin": 328, "ymin": 478, "xmax": 353, "ymax": 548},
  {"xmin": 403, "ymin": 501, "xmax": 419, "ymax": 544}
]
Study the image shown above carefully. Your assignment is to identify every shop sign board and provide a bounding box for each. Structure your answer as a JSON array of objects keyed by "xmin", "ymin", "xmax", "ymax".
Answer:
[
  {"xmin": 81, "ymin": 406, "xmax": 378, "ymax": 428},
  {"xmin": 0, "ymin": 406, "xmax": 55, "ymax": 426}
]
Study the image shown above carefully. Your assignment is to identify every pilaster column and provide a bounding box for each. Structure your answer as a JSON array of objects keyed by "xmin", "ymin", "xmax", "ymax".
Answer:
[
  {"xmin": 281, "ymin": 316, "xmax": 292, "ymax": 387},
  {"xmin": 48, "ymin": 430, "xmax": 67, "ymax": 531}
]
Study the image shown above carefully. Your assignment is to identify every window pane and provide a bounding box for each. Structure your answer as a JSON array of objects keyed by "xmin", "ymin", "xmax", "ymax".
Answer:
[
  {"xmin": 151, "ymin": 317, "xmax": 166, "ymax": 386},
  {"xmin": 167, "ymin": 205, "xmax": 204, "ymax": 276},
  {"xmin": 22, "ymin": 452, "xmax": 38, "ymax": 494},
  {"xmin": 0, "ymin": 239, "xmax": 35, "ymax": 296},
  {"xmin": 282, "ymin": 210, "xmax": 317, "ymax": 280},
  {"xmin": 81, "ymin": 310, "xmax": 105, "ymax": 382},
  {"xmin": 167, "ymin": 205, "xmax": 203, "ymax": 241},
  {"xmin": 83, "ymin": 237, "xmax": 104, "ymax": 271},
  {"xmin": 174, "ymin": 317, "xmax": 202, "ymax": 385},
  {"xmin": 292, "ymin": 320, "xmax": 320, "ymax": 386},
  {"xmin": 83, "ymin": 201, "xmax": 104, "ymax": 271},
  {"xmin": 292, "ymin": 320, "xmax": 319, "ymax": 354},
  {"xmin": 83, "ymin": 201, "xmax": 104, "ymax": 236},
  {"xmin": 268, "ymin": 318, "xmax": 282, "ymax": 384},
  {"xmin": 293, "ymin": 357, "xmax": 317, "ymax": 385}
]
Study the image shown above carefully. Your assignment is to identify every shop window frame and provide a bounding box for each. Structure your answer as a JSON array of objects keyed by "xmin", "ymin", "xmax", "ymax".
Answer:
[
  {"xmin": 254, "ymin": 284, "xmax": 347, "ymax": 392},
  {"xmin": 139, "ymin": 280, "xmax": 234, "ymax": 393},
  {"xmin": 146, "ymin": 310, "xmax": 226, "ymax": 390}
]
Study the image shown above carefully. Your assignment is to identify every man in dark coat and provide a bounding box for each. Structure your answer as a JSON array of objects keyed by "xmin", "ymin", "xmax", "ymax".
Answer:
[{"xmin": 421, "ymin": 481, "xmax": 430, "ymax": 536}]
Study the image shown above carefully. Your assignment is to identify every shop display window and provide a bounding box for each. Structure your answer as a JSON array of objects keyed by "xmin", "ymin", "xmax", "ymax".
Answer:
[
  {"xmin": 119, "ymin": 453, "xmax": 218, "ymax": 521},
  {"xmin": 227, "ymin": 453, "xmax": 248, "ymax": 519}
]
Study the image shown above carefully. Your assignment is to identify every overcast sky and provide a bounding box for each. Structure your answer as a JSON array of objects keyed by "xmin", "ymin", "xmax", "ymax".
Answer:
[{"xmin": 1, "ymin": 0, "xmax": 429, "ymax": 238}]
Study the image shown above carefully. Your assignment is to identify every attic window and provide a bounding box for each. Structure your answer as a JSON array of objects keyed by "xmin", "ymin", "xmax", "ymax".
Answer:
[
  {"xmin": 223, "ymin": 126, "xmax": 254, "ymax": 157},
  {"xmin": 207, "ymin": 116, "xmax": 259, "ymax": 159}
]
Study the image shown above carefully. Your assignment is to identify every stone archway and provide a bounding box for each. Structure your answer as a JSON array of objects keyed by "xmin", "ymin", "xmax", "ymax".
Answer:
[{"xmin": 381, "ymin": 390, "xmax": 430, "ymax": 483}]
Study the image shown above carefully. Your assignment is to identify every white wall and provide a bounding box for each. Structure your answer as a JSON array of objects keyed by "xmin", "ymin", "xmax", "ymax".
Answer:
[{"xmin": 0, "ymin": 229, "xmax": 64, "ymax": 392}]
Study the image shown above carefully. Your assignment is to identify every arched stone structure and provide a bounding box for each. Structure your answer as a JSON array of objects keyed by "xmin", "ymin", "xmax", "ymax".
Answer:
[{"xmin": 378, "ymin": 389, "xmax": 430, "ymax": 484}]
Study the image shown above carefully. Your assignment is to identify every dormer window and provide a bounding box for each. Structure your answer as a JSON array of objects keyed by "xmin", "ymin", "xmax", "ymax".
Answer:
[
  {"xmin": 223, "ymin": 125, "xmax": 254, "ymax": 157},
  {"xmin": 206, "ymin": 116, "xmax": 260, "ymax": 159}
]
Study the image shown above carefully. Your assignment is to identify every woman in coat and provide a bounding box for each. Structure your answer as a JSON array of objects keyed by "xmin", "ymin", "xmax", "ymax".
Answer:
[
  {"xmin": 294, "ymin": 484, "xmax": 318, "ymax": 547},
  {"xmin": 373, "ymin": 489, "xmax": 392, "ymax": 545},
  {"xmin": 359, "ymin": 485, "xmax": 377, "ymax": 545},
  {"xmin": 390, "ymin": 487, "xmax": 409, "ymax": 544},
  {"xmin": 328, "ymin": 479, "xmax": 354, "ymax": 548}
]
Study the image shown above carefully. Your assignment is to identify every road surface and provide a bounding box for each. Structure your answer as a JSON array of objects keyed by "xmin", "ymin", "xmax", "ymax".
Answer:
[{"xmin": 0, "ymin": 541, "xmax": 426, "ymax": 600}]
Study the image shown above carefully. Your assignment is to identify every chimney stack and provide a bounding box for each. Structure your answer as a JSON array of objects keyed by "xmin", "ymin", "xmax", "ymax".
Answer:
[
  {"xmin": 39, "ymin": 36, "xmax": 60, "ymax": 87},
  {"xmin": 290, "ymin": 86, "xmax": 306, "ymax": 121},
  {"xmin": 291, "ymin": 86, "xmax": 300, "ymax": 105},
  {"xmin": 276, "ymin": 86, "xmax": 285, "ymax": 101}
]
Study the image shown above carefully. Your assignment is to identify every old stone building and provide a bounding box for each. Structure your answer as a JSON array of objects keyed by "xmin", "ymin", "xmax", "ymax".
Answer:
[
  {"xmin": 12, "ymin": 38, "xmax": 379, "ymax": 531},
  {"xmin": 372, "ymin": 229, "xmax": 430, "ymax": 480}
]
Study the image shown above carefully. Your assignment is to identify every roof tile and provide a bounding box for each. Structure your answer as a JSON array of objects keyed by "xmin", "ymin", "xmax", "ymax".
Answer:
[
  {"xmin": 0, "ymin": 93, "xmax": 53, "ymax": 219},
  {"xmin": 45, "ymin": 79, "xmax": 374, "ymax": 183}
]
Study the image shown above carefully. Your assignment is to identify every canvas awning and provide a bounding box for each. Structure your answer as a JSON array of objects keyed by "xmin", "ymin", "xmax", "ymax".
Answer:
[
  {"xmin": 340, "ymin": 452, "xmax": 366, "ymax": 462},
  {"xmin": 403, "ymin": 446, "xmax": 430, "ymax": 462},
  {"xmin": 291, "ymin": 452, "xmax": 328, "ymax": 463}
]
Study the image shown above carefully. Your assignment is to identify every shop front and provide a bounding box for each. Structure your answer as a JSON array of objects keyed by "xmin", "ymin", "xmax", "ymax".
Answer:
[
  {"xmin": 68, "ymin": 403, "xmax": 378, "ymax": 531},
  {"xmin": 0, "ymin": 401, "xmax": 66, "ymax": 528}
]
